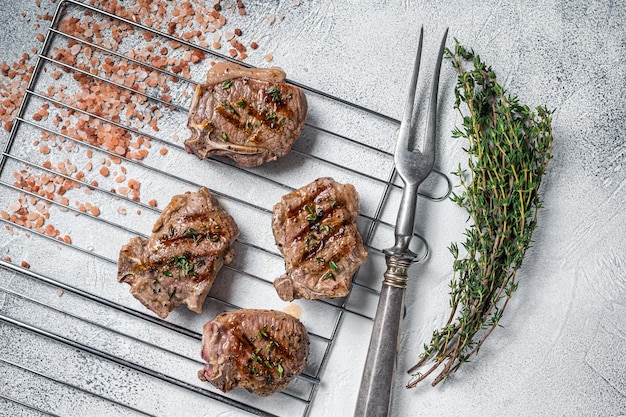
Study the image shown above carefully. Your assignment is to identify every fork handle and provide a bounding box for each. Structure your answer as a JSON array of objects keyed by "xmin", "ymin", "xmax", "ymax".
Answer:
[{"xmin": 355, "ymin": 256, "xmax": 412, "ymax": 417}]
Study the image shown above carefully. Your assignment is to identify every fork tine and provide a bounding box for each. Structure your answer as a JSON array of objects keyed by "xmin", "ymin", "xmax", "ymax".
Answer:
[
  {"xmin": 422, "ymin": 28, "xmax": 449, "ymax": 159},
  {"xmin": 396, "ymin": 26, "xmax": 424, "ymax": 155}
]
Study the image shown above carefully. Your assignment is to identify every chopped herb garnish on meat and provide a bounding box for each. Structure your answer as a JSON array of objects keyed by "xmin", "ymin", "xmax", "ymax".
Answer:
[
  {"xmin": 266, "ymin": 112, "xmax": 278, "ymax": 120},
  {"xmin": 329, "ymin": 260, "xmax": 339, "ymax": 271},
  {"xmin": 321, "ymin": 224, "xmax": 334, "ymax": 233},
  {"xmin": 276, "ymin": 362, "xmax": 284, "ymax": 378},
  {"xmin": 235, "ymin": 97, "xmax": 248, "ymax": 108},
  {"xmin": 267, "ymin": 86, "xmax": 282, "ymax": 103},
  {"xmin": 321, "ymin": 271, "xmax": 335, "ymax": 281},
  {"xmin": 185, "ymin": 228, "xmax": 204, "ymax": 244},
  {"xmin": 163, "ymin": 270, "xmax": 173, "ymax": 277},
  {"xmin": 221, "ymin": 132, "xmax": 228, "ymax": 141},
  {"xmin": 265, "ymin": 339, "xmax": 279, "ymax": 352},
  {"xmin": 315, "ymin": 257, "xmax": 325, "ymax": 263},
  {"xmin": 208, "ymin": 232, "xmax": 220, "ymax": 242},
  {"xmin": 305, "ymin": 234, "xmax": 317, "ymax": 248},
  {"xmin": 304, "ymin": 205, "xmax": 316, "ymax": 222},
  {"xmin": 259, "ymin": 327, "xmax": 269, "ymax": 339},
  {"xmin": 222, "ymin": 79, "xmax": 233, "ymax": 89},
  {"xmin": 170, "ymin": 253, "xmax": 195, "ymax": 278},
  {"xmin": 221, "ymin": 101, "xmax": 239, "ymax": 116}
]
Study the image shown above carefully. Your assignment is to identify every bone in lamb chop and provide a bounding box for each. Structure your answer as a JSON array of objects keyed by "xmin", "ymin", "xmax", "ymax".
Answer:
[
  {"xmin": 117, "ymin": 187, "xmax": 239, "ymax": 319},
  {"xmin": 271, "ymin": 177, "xmax": 368, "ymax": 302},
  {"xmin": 198, "ymin": 309, "xmax": 309, "ymax": 396},
  {"xmin": 185, "ymin": 62, "xmax": 308, "ymax": 167}
]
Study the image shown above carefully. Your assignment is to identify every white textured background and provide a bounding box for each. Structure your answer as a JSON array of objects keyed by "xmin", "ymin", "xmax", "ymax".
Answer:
[{"xmin": 1, "ymin": 1, "xmax": 625, "ymax": 416}]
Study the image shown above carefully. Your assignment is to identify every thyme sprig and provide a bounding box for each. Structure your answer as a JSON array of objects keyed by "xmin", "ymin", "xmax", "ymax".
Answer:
[{"xmin": 407, "ymin": 40, "xmax": 553, "ymax": 388}]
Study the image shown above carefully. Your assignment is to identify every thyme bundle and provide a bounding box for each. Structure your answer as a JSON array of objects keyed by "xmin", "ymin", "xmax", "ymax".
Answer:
[{"xmin": 407, "ymin": 40, "xmax": 554, "ymax": 388}]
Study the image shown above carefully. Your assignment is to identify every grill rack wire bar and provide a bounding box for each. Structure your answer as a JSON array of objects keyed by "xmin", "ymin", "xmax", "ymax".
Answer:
[{"xmin": 0, "ymin": 1, "xmax": 451, "ymax": 416}]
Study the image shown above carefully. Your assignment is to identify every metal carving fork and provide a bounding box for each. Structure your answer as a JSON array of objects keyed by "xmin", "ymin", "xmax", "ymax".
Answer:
[{"xmin": 355, "ymin": 27, "xmax": 448, "ymax": 417}]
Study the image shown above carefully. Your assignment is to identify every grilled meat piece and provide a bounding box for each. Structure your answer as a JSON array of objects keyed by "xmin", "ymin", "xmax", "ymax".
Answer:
[
  {"xmin": 185, "ymin": 62, "xmax": 308, "ymax": 167},
  {"xmin": 117, "ymin": 187, "xmax": 239, "ymax": 319},
  {"xmin": 198, "ymin": 309, "xmax": 309, "ymax": 396},
  {"xmin": 272, "ymin": 177, "xmax": 368, "ymax": 301}
]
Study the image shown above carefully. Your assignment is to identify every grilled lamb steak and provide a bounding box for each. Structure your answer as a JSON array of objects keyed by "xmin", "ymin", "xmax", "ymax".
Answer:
[
  {"xmin": 117, "ymin": 187, "xmax": 239, "ymax": 319},
  {"xmin": 198, "ymin": 309, "xmax": 309, "ymax": 396},
  {"xmin": 272, "ymin": 177, "xmax": 368, "ymax": 301},
  {"xmin": 185, "ymin": 62, "xmax": 308, "ymax": 167}
]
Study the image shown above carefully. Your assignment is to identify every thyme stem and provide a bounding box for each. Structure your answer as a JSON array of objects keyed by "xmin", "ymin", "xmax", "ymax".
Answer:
[{"xmin": 407, "ymin": 39, "xmax": 554, "ymax": 388}]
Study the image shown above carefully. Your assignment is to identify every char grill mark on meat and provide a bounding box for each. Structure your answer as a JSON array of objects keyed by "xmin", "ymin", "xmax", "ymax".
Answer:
[
  {"xmin": 185, "ymin": 62, "xmax": 308, "ymax": 167},
  {"xmin": 272, "ymin": 177, "xmax": 368, "ymax": 302},
  {"xmin": 117, "ymin": 187, "xmax": 239, "ymax": 319},
  {"xmin": 198, "ymin": 309, "xmax": 309, "ymax": 396}
]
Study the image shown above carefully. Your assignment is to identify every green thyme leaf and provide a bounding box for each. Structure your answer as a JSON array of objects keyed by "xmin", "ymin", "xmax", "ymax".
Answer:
[
  {"xmin": 321, "ymin": 271, "xmax": 335, "ymax": 281},
  {"xmin": 267, "ymin": 86, "xmax": 282, "ymax": 103},
  {"xmin": 185, "ymin": 228, "xmax": 204, "ymax": 245}
]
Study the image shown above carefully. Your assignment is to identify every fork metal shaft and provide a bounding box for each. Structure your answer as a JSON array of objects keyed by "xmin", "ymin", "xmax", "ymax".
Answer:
[
  {"xmin": 355, "ymin": 27, "xmax": 448, "ymax": 417},
  {"xmin": 387, "ymin": 184, "xmax": 420, "ymax": 259}
]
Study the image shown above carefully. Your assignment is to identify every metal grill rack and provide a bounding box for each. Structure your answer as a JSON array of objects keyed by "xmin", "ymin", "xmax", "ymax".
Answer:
[{"xmin": 0, "ymin": 1, "xmax": 450, "ymax": 416}]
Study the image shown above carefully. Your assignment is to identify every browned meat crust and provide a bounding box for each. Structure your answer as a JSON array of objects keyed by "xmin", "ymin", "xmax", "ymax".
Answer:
[
  {"xmin": 198, "ymin": 309, "xmax": 309, "ymax": 396},
  {"xmin": 185, "ymin": 62, "xmax": 308, "ymax": 167},
  {"xmin": 271, "ymin": 177, "xmax": 368, "ymax": 301},
  {"xmin": 117, "ymin": 187, "xmax": 239, "ymax": 319}
]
